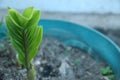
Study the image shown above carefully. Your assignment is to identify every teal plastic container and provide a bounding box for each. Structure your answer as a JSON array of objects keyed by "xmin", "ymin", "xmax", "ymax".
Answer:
[{"xmin": 0, "ymin": 19, "xmax": 120, "ymax": 78}]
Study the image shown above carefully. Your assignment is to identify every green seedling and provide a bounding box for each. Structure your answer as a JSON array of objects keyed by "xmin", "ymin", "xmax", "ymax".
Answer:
[
  {"xmin": 0, "ymin": 17, "xmax": 3, "ymax": 26},
  {"xmin": 100, "ymin": 66, "xmax": 115, "ymax": 80},
  {"xmin": 0, "ymin": 17, "xmax": 3, "ymax": 34},
  {"xmin": 5, "ymin": 7, "xmax": 43, "ymax": 80},
  {"xmin": 0, "ymin": 21, "xmax": 2, "ymax": 26}
]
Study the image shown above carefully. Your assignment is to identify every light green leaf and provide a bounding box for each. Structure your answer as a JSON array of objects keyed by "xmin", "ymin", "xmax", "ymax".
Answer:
[
  {"xmin": 25, "ymin": 10, "xmax": 40, "ymax": 29},
  {"xmin": 22, "ymin": 6, "xmax": 34, "ymax": 19},
  {"xmin": 8, "ymin": 8, "xmax": 28, "ymax": 26},
  {"xmin": 5, "ymin": 7, "xmax": 43, "ymax": 68}
]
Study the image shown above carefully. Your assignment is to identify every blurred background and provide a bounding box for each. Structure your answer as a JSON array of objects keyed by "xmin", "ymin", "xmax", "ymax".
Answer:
[{"xmin": 0, "ymin": 0, "xmax": 120, "ymax": 28}]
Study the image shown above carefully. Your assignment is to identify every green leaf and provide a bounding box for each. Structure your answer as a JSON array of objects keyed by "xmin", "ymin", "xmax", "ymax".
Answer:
[
  {"xmin": 100, "ymin": 66, "xmax": 112, "ymax": 74},
  {"xmin": 22, "ymin": 6, "xmax": 34, "ymax": 19},
  {"xmin": 27, "ymin": 26, "xmax": 43, "ymax": 62},
  {"xmin": 25, "ymin": 10, "xmax": 40, "ymax": 29},
  {"xmin": 100, "ymin": 66, "xmax": 115, "ymax": 80},
  {"xmin": 8, "ymin": 8, "xmax": 28, "ymax": 26},
  {"xmin": 5, "ymin": 7, "xmax": 43, "ymax": 68}
]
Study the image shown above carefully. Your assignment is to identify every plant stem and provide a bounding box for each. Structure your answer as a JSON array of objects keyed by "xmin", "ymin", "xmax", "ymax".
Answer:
[
  {"xmin": 23, "ymin": 30, "xmax": 29, "ymax": 68},
  {"xmin": 23, "ymin": 30, "xmax": 35, "ymax": 80},
  {"xmin": 27, "ymin": 64, "xmax": 36, "ymax": 80}
]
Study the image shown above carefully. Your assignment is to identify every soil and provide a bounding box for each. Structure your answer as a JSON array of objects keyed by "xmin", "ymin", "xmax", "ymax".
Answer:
[{"xmin": 0, "ymin": 28, "xmax": 120, "ymax": 80}]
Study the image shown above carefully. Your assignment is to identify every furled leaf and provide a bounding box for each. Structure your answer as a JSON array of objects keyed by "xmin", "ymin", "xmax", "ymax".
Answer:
[
  {"xmin": 22, "ymin": 6, "xmax": 34, "ymax": 19},
  {"xmin": 25, "ymin": 10, "xmax": 40, "ymax": 29},
  {"xmin": 8, "ymin": 8, "xmax": 28, "ymax": 26},
  {"xmin": 5, "ymin": 7, "xmax": 43, "ymax": 67}
]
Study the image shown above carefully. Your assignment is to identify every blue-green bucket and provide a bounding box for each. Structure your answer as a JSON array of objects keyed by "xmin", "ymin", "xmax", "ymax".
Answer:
[{"xmin": 0, "ymin": 19, "xmax": 120, "ymax": 78}]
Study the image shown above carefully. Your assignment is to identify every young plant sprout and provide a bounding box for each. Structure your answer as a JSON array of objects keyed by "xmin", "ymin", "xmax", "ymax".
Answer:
[{"xmin": 5, "ymin": 7, "xmax": 43, "ymax": 80}]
